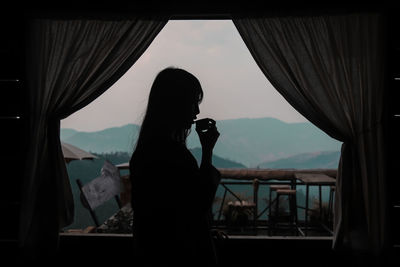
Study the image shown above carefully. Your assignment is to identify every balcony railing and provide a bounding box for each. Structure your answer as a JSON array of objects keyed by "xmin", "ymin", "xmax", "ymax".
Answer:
[
  {"xmin": 66, "ymin": 168, "xmax": 337, "ymax": 237},
  {"xmin": 211, "ymin": 168, "xmax": 337, "ymax": 237}
]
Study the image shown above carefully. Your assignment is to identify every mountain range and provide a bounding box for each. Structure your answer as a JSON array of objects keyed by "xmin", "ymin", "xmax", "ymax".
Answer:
[
  {"xmin": 62, "ymin": 117, "xmax": 341, "ymax": 230},
  {"xmin": 61, "ymin": 117, "xmax": 342, "ymax": 167},
  {"xmin": 258, "ymin": 150, "xmax": 341, "ymax": 169}
]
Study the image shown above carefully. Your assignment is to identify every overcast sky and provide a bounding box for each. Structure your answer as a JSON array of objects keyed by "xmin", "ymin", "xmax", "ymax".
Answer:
[{"xmin": 61, "ymin": 20, "xmax": 307, "ymax": 132}]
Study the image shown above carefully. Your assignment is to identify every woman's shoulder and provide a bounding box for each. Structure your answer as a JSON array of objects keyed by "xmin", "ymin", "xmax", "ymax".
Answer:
[
  {"xmin": 130, "ymin": 137, "xmax": 189, "ymax": 166},
  {"xmin": 129, "ymin": 139, "xmax": 198, "ymax": 187}
]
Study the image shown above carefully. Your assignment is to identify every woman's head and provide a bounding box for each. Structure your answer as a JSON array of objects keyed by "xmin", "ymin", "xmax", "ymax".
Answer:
[{"xmin": 138, "ymin": 67, "xmax": 203, "ymax": 144}]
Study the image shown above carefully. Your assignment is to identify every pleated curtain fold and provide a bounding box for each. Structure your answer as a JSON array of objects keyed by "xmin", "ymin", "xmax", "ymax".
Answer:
[
  {"xmin": 234, "ymin": 13, "xmax": 388, "ymax": 254},
  {"xmin": 21, "ymin": 17, "xmax": 167, "ymax": 258}
]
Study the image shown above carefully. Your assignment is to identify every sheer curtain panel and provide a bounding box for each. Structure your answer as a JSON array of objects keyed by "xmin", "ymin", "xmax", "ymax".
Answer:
[
  {"xmin": 21, "ymin": 17, "xmax": 166, "ymax": 259},
  {"xmin": 234, "ymin": 13, "xmax": 387, "ymax": 254}
]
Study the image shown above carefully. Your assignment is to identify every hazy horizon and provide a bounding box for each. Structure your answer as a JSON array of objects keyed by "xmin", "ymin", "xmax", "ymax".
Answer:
[
  {"xmin": 61, "ymin": 116, "xmax": 309, "ymax": 133},
  {"xmin": 61, "ymin": 20, "xmax": 307, "ymax": 132}
]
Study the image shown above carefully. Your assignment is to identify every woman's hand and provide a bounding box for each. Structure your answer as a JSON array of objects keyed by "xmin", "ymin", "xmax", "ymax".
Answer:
[
  {"xmin": 198, "ymin": 126, "xmax": 220, "ymax": 152},
  {"xmin": 195, "ymin": 118, "xmax": 220, "ymax": 166}
]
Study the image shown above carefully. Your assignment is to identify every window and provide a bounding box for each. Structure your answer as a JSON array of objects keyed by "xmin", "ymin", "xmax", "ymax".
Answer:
[{"xmin": 61, "ymin": 20, "xmax": 341, "ymax": 236}]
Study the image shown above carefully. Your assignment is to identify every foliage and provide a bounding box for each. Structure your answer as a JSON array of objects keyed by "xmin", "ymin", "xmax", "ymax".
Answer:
[{"xmin": 221, "ymin": 193, "xmax": 253, "ymax": 229}]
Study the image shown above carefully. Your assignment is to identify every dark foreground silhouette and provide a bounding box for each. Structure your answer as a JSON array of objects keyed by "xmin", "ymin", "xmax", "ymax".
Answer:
[{"xmin": 129, "ymin": 67, "xmax": 221, "ymax": 266}]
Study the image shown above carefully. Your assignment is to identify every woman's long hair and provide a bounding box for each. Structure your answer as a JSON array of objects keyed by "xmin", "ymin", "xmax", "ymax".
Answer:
[{"xmin": 134, "ymin": 67, "xmax": 203, "ymax": 152}]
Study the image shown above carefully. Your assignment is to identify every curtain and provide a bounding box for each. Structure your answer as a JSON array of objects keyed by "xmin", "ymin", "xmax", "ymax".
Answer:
[
  {"xmin": 20, "ymin": 17, "xmax": 167, "ymax": 258},
  {"xmin": 234, "ymin": 13, "xmax": 388, "ymax": 254}
]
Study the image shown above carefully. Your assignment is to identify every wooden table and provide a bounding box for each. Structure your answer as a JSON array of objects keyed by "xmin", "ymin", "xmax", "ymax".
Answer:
[{"xmin": 294, "ymin": 173, "xmax": 336, "ymax": 236}]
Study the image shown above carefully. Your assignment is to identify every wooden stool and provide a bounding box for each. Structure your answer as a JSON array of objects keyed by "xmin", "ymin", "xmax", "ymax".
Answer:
[
  {"xmin": 268, "ymin": 185, "xmax": 292, "ymax": 219},
  {"xmin": 270, "ymin": 189, "xmax": 298, "ymax": 235},
  {"xmin": 328, "ymin": 186, "xmax": 336, "ymax": 223}
]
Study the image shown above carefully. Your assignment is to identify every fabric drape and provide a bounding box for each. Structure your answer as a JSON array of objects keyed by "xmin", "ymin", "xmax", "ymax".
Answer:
[
  {"xmin": 234, "ymin": 13, "xmax": 387, "ymax": 254},
  {"xmin": 20, "ymin": 17, "xmax": 167, "ymax": 257}
]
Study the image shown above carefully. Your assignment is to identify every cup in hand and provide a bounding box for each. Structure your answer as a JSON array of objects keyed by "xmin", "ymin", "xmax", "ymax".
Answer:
[{"xmin": 195, "ymin": 118, "xmax": 216, "ymax": 133}]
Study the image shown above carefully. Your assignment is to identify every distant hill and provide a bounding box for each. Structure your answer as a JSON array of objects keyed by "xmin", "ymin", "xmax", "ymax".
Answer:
[
  {"xmin": 66, "ymin": 149, "xmax": 245, "ymax": 185},
  {"xmin": 257, "ymin": 151, "xmax": 341, "ymax": 169},
  {"xmin": 61, "ymin": 117, "xmax": 342, "ymax": 167},
  {"xmin": 186, "ymin": 117, "xmax": 341, "ymax": 167},
  {"xmin": 62, "ymin": 124, "xmax": 140, "ymax": 154},
  {"xmin": 60, "ymin": 128, "xmax": 78, "ymax": 140}
]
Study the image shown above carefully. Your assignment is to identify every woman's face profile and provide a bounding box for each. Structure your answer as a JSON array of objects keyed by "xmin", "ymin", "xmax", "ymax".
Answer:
[
  {"xmin": 182, "ymin": 101, "xmax": 200, "ymax": 130},
  {"xmin": 148, "ymin": 68, "xmax": 203, "ymax": 133}
]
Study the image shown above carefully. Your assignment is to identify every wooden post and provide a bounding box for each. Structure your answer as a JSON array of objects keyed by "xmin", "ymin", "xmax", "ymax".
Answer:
[
  {"xmin": 217, "ymin": 189, "xmax": 228, "ymax": 225},
  {"xmin": 253, "ymin": 179, "xmax": 259, "ymax": 232}
]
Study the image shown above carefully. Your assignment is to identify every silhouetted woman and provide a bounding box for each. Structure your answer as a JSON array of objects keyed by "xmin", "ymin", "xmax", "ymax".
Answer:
[{"xmin": 129, "ymin": 67, "xmax": 221, "ymax": 266}]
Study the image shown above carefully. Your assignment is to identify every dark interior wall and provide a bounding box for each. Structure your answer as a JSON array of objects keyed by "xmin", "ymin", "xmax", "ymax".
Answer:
[
  {"xmin": 0, "ymin": 15, "xmax": 26, "ymax": 235},
  {"xmin": 0, "ymin": 11, "xmax": 28, "ymax": 260},
  {"xmin": 20, "ymin": 2, "xmax": 388, "ymax": 19},
  {"xmin": 386, "ymin": 10, "xmax": 400, "ymax": 248},
  {"xmin": 57, "ymin": 235, "xmax": 339, "ymax": 267}
]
